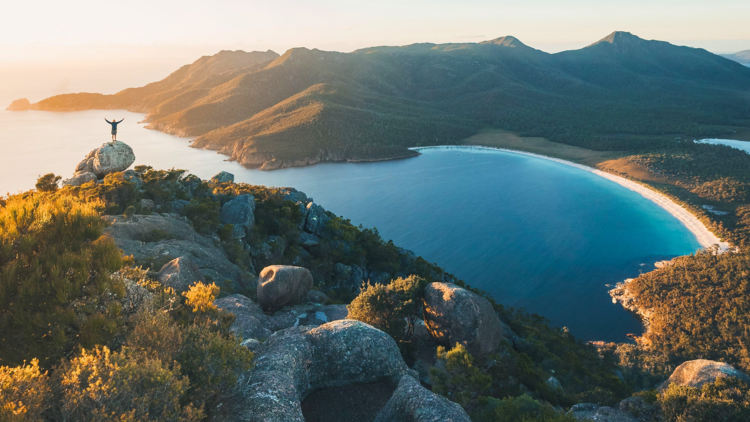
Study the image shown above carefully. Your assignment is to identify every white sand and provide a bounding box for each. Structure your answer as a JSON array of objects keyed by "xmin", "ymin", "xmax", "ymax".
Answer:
[{"xmin": 411, "ymin": 145, "xmax": 729, "ymax": 251}]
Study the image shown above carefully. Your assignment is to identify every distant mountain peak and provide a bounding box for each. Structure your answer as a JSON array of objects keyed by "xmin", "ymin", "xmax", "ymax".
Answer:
[
  {"xmin": 480, "ymin": 36, "xmax": 528, "ymax": 48},
  {"xmin": 592, "ymin": 31, "xmax": 645, "ymax": 47}
]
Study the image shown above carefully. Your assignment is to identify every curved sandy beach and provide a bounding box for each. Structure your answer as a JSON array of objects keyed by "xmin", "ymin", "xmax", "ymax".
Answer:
[{"xmin": 411, "ymin": 145, "xmax": 729, "ymax": 251}]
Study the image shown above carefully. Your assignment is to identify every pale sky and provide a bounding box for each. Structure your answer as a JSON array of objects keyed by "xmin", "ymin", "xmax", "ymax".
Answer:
[{"xmin": 1, "ymin": 0, "xmax": 749, "ymax": 104}]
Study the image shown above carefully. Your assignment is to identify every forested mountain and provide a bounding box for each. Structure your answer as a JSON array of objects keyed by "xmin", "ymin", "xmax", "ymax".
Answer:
[{"xmin": 22, "ymin": 32, "xmax": 750, "ymax": 169}]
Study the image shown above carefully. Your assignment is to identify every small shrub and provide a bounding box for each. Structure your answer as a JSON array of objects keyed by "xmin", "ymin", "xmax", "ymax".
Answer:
[
  {"xmin": 0, "ymin": 359, "xmax": 51, "ymax": 422},
  {"xmin": 35, "ymin": 173, "xmax": 61, "ymax": 192},
  {"xmin": 474, "ymin": 395, "xmax": 578, "ymax": 422},
  {"xmin": 55, "ymin": 346, "xmax": 203, "ymax": 422},
  {"xmin": 347, "ymin": 275, "xmax": 425, "ymax": 341},
  {"xmin": 183, "ymin": 197, "xmax": 220, "ymax": 235},
  {"xmin": 430, "ymin": 344, "xmax": 492, "ymax": 407},
  {"xmin": 659, "ymin": 377, "xmax": 750, "ymax": 422}
]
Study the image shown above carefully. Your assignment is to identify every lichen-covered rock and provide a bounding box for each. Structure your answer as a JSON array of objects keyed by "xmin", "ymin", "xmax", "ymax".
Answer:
[
  {"xmin": 139, "ymin": 198, "xmax": 154, "ymax": 210},
  {"xmin": 157, "ymin": 257, "xmax": 206, "ymax": 292},
  {"xmin": 220, "ymin": 194, "xmax": 255, "ymax": 230},
  {"xmin": 211, "ymin": 171, "xmax": 234, "ymax": 183},
  {"xmin": 257, "ymin": 266, "xmax": 313, "ymax": 312},
  {"xmin": 568, "ymin": 403, "xmax": 638, "ymax": 422},
  {"xmin": 228, "ymin": 320, "xmax": 412, "ymax": 422},
  {"xmin": 304, "ymin": 202, "xmax": 330, "ymax": 237},
  {"xmin": 659, "ymin": 359, "xmax": 750, "ymax": 390},
  {"xmin": 103, "ymin": 214, "xmax": 245, "ymax": 289},
  {"xmin": 423, "ymin": 282, "xmax": 504, "ymax": 356},
  {"xmin": 76, "ymin": 141, "xmax": 136, "ymax": 177},
  {"xmin": 374, "ymin": 375, "xmax": 471, "ymax": 422},
  {"xmin": 62, "ymin": 171, "xmax": 97, "ymax": 187}
]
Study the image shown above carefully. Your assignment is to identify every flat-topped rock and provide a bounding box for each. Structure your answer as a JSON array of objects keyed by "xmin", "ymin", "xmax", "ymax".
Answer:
[{"xmin": 6, "ymin": 98, "xmax": 31, "ymax": 111}]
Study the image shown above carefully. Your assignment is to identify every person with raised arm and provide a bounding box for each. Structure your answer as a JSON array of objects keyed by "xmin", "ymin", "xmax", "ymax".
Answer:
[{"xmin": 105, "ymin": 118, "xmax": 125, "ymax": 141}]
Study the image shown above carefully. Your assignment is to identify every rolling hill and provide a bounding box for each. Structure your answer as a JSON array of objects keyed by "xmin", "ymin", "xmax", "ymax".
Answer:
[
  {"xmin": 18, "ymin": 32, "xmax": 750, "ymax": 170},
  {"xmin": 724, "ymin": 49, "xmax": 750, "ymax": 66}
]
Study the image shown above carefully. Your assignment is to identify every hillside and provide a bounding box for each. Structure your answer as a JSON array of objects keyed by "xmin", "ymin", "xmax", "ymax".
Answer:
[
  {"xmin": 724, "ymin": 49, "xmax": 750, "ymax": 65},
  {"xmin": 17, "ymin": 32, "xmax": 750, "ymax": 169}
]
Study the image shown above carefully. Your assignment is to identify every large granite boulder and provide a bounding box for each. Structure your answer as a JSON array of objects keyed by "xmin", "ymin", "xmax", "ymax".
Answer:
[
  {"xmin": 220, "ymin": 194, "xmax": 255, "ymax": 230},
  {"xmin": 304, "ymin": 203, "xmax": 330, "ymax": 237},
  {"xmin": 76, "ymin": 141, "xmax": 135, "ymax": 177},
  {"xmin": 228, "ymin": 320, "xmax": 412, "ymax": 422},
  {"xmin": 374, "ymin": 375, "xmax": 471, "ymax": 422},
  {"xmin": 257, "ymin": 266, "xmax": 313, "ymax": 312},
  {"xmin": 104, "ymin": 214, "xmax": 244, "ymax": 289},
  {"xmin": 157, "ymin": 257, "xmax": 206, "ymax": 292},
  {"xmin": 659, "ymin": 359, "xmax": 750, "ymax": 390},
  {"xmin": 423, "ymin": 282, "xmax": 504, "ymax": 356},
  {"xmin": 62, "ymin": 171, "xmax": 97, "ymax": 187},
  {"xmin": 567, "ymin": 403, "xmax": 638, "ymax": 422}
]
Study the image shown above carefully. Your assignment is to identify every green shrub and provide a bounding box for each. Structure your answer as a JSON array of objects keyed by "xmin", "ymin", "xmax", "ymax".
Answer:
[
  {"xmin": 347, "ymin": 275, "xmax": 425, "ymax": 341},
  {"xmin": 35, "ymin": 173, "xmax": 61, "ymax": 192},
  {"xmin": 473, "ymin": 395, "xmax": 579, "ymax": 422},
  {"xmin": 0, "ymin": 193, "xmax": 124, "ymax": 367},
  {"xmin": 55, "ymin": 346, "xmax": 202, "ymax": 422},
  {"xmin": 659, "ymin": 378, "xmax": 750, "ymax": 422},
  {"xmin": 430, "ymin": 344, "xmax": 492, "ymax": 408},
  {"xmin": 183, "ymin": 198, "xmax": 220, "ymax": 235}
]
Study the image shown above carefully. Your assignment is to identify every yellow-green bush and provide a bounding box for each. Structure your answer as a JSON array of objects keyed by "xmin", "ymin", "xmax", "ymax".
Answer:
[
  {"xmin": 0, "ymin": 193, "xmax": 124, "ymax": 367},
  {"xmin": 659, "ymin": 378, "xmax": 750, "ymax": 422},
  {"xmin": 347, "ymin": 275, "xmax": 425, "ymax": 340},
  {"xmin": 430, "ymin": 344, "xmax": 492, "ymax": 408},
  {"xmin": 55, "ymin": 346, "xmax": 202, "ymax": 422},
  {"xmin": 0, "ymin": 359, "xmax": 51, "ymax": 422}
]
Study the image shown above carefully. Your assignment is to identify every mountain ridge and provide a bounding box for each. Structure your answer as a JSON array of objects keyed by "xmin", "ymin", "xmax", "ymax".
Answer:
[{"xmin": 13, "ymin": 32, "xmax": 750, "ymax": 170}]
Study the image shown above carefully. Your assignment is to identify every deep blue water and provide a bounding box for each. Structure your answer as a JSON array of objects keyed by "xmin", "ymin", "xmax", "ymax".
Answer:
[{"xmin": 0, "ymin": 110, "xmax": 702, "ymax": 341}]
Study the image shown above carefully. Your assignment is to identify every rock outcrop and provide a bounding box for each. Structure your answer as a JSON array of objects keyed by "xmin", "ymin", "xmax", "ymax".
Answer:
[
  {"xmin": 423, "ymin": 282, "xmax": 504, "ymax": 356},
  {"xmin": 568, "ymin": 403, "xmax": 638, "ymax": 422},
  {"xmin": 659, "ymin": 359, "xmax": 750, "ymax": 390},
  {"xmin": 374, "ymin": 375, "xmax": 471, "ymax": 422},
  {"xmin": 157, "ymin": 257, "xmax": 206, "ymax": 292},
  {"xmin": 219, "ymin": 194, "xmax": 256, "ymax": 230},
  {"xmin": 228, "ymin": 320, "xmax": 412, "ymax": 422},
  {"xmin": 257, "ymin": 265, "xmax": 313, "ymax": 312},
  {"xmin": 103, "ymin": 214, "xmax": 244, "ymax": 289},
  {"xmin": 75, "ymin": 141, "xmax": 136, "ymax": 177},
  {"xmin": 304, "ymin": 203, "xmax": 330, "ymax": 238},
  {"xmin": 211, "ymin": 171, "xmax": 234, "ymax": 183},
  {"xmin": 6, "ymin": 98, "xmax": 31, "ymax": 111},
  {"xmin": 62, "ymin": 171, "xmax": 97, "ymax": 187}
]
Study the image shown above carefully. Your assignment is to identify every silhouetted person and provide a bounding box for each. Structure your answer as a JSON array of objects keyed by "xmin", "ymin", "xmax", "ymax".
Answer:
[{"xmin": 105, "ymin": 118, "xmax": 124, "ymax": 141}]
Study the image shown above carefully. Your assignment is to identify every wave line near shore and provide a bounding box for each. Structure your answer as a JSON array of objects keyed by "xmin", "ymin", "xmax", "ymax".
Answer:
[{"xmin": 411, "ymin": 145, "xmax": 729, "ymax": 251}]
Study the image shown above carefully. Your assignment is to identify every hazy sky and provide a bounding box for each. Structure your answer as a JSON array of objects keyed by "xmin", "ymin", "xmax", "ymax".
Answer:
[{"xmin": 2, "ymin": 0, "xmax": 749, "ymax": 104}]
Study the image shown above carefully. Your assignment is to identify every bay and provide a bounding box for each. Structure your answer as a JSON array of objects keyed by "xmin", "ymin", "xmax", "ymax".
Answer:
[{"xmin": 0, "ymin": 109, "xmax": 702, "ymax": 341}]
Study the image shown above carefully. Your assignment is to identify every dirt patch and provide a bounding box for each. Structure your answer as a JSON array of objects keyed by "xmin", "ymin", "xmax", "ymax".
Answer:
[
  {"xmin": 461, "ymin": 129, "xmax": 621, "ymax": 167},
  {"xmin": 597, "ymin": 157, "xmax": 669, "ymax": 183},
  {"xmin": 301, "ymin": 380, "xmax": 397, "ymax": 422}
]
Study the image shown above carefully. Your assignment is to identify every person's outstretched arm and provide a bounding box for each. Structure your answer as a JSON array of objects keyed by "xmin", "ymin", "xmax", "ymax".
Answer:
[
  {"xmin": 117, "ymin": 118, "xmax": 125, "ymax": 123},
  {"xmin": 105, "ymin": 118, "xmax": 111, "ymax": 123}
]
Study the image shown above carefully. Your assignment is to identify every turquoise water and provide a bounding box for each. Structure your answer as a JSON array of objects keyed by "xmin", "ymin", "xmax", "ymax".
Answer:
[{"xmin": 0, "ymin": 110, "xmax": 702, "ymax": 341}]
